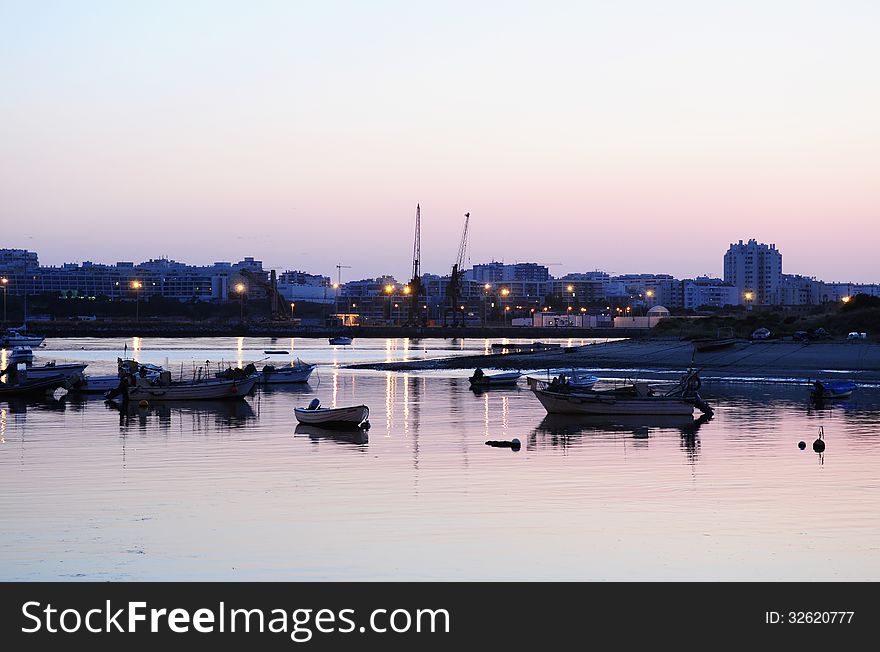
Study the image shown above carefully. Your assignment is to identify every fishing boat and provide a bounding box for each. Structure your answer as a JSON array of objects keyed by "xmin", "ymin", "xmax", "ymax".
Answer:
[
  {"xmin": 468, "ymin": 368, "xmax": 522, "ymax": 387},
  {"xmin": 810, "ymin": 380, "xmax": 856, "ymax": 401},
  {"xmin": 528, "ymin": 369, "xmax": 712, "ymax": 416},
  {"xmin": 258, "ymin": 360, "xmax": 316, "ymax": 384},
  {"xmin": 0, "ymin": 373, "xmax": 68, "ymax": 397},
  {"xmin": 490, "ymin": 341, "xmax": 561, "ymax": 353},
  {"xmin": 109, "ymin": 373, "xmax": 257, "ymax": 402},
  {"xmin": 0, "ymin": 330, "xmax": 45, "ymax": 347},
  {"xmin": 329, "ymin": 336, "xmax": 353, "ymax": 345},
  {"xmin": 294, "ymin": 398, "xmax": 370, "ymax": 429}
]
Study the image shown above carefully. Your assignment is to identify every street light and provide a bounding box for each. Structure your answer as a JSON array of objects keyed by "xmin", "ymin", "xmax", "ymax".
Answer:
[
  {"xmin": 482, "ymin": 283, "xmax": 491, "ymax": 327},
  {"xmin": 235, "ymin": 282, "xmax": 245, "ymax": 322},
  {"xmin": 841, "ymin": 295, "xmax": 851, "ymax": 304},
  {"xmin": 744, "ymin": 291, "xmax": 753, "ymax": 312},
  {"xmin": 384, "ymin": 284, "xmax": 394, "ymax": 323},
  {"xmin": 130, "ymin": 280, "xmax": 142, "ymax": 322},
  {"xmin": 1, "ymin": 277, "xmax": 8, "ymax": 325}
]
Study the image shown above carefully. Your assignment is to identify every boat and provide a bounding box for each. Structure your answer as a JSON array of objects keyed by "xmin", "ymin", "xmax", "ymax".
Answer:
[
  {"xmin": 692, "ymin": 328, "xmax": 739, "ymax": 352},
  {"xmin": 0, "ymin": 373, "xmax": 68, "ymax": 397},
  {"xmin": 1, "ymin": 347, "xmax": 87, "ymax": 383},
  {"xmin": 294, "ymin": 398, "xmax": 370, "ymax": 429},
  {"xmin": 258, "ymin": 360, "xmax": 316, "ymax": 384},
  {"xmin": 810, "ymin": 380, "xmax": 856, "ymax": 401},
  {"xmin": 109, "ymin": 373, "xmax": 258, "ymax": 402},
  {"xmin": 329, "ymin": 336, "xmax": 353, "ymax": 345},
  {"xmin": 71, "ymin": 375, "xmax": 128, "ymax": 394},
  {"xmin": 0, "ymin": 330, "xmax": 45, "ymax": 347},
  {"xmin": 536, "ymin": 368, "xmax": 598, "ymax": 389},
  {"xmin": 528, "ymin": 369, "xmax": 713, "ymax": 416},
  {"xmin": 692, "ymin": 337, "xmax": 739, "ymax": 352},
  {"xmin": 263, "ymin": 349, "xmax": 289, "ymax": 354},
  {"xmin": 468, "ymin": 368, "xmax": 522, "ymax": 387}
]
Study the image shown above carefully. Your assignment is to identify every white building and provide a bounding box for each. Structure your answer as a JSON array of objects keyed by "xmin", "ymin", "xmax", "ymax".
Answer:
[
  {"xmin": 682, "ymin": 277, "xmax": 739, "ymax": 310},
  {"xmin": 723, "ymin": 239, "xmax": 782, "ymax": 306}
]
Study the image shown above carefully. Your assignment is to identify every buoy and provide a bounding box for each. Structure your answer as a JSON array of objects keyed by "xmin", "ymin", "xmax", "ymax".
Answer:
[
  {"xmin": 138, "ymin": 400, "xmax": 149, "ymax": 409},
  {"xmin": 798, "ymin": 441, "xmax": 806, "ymax": 450},
  {"xmin": 813, "ymin": 426, "xmax": 825, "ymax": 453}
]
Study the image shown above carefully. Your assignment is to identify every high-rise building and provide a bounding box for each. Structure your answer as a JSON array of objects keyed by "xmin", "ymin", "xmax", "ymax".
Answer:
[{"xmin": 723, "ymin": 239, "xmax": 782, "ymax": 305}]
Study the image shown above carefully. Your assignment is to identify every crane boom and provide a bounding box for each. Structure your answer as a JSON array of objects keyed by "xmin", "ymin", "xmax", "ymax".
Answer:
[
  {"xmin": 446, "ymin": 212, "xmax": 470, "ymax": 326},
  {"xmin": 407, "ymin": 204, "xmax": 424, "ymax": 325}
]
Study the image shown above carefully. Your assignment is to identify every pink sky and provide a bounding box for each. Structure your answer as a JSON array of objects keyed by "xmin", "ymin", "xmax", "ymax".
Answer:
[{"xmin": 1, "ymin": 1, "xmax": 877, "ymax": 283}]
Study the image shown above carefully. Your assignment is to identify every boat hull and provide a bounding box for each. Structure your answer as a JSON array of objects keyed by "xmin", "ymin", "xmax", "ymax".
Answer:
[
  {"xmin": 258, "ymin": 365, "xmax": 315, "ymax": 384},
  {"xmin": 294, "ymin": 405, "xmax": 369, "ymax": 428},
  {"xmin": 692, "ymin": 338, "xmax": 739, "ymax": 352},
  {"xmin": 0, "ymin": 374, "xmax": 68, "ymax": 396},
  {"xmin": 469, "ymin": 372, "xmax": 522, "ymax": 387},
  {"xmin": 0, "ymin": 336, "xmax": 45, "ymax": 347},
  {"xmin": 532, "ymin": 388, "xmax": 696, "ymax": 416},
  {"xmin": 19, "ymin": 364, "xmax": 87, "ymax": 381},
  {"xmin": 126, "ymin": 376, "xmax": 257, "ymax": 401}
]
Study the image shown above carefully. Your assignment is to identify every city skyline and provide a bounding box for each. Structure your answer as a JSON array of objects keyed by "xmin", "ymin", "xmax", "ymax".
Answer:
[{"xmin": 2, "ymin": 2, "xmax": 878, "ymax": 281}]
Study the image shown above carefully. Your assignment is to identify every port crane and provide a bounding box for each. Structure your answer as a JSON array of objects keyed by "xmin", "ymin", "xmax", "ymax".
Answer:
[
  {"xmin": 237, "ymin": 269, "xmax": 291, "ymax": 320},
  {"xmin": 406, "ymin": 204, "xmax": 425, "ymax": 326},
  {"xmin": 445, "ymin": 212, "xmax": 470, "ymax": 326},
  {"xmin": 334, "ymin": 264, "xmax": 351, "ymax": 315}
]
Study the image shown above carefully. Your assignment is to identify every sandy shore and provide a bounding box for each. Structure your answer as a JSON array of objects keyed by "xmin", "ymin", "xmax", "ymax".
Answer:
[{"xmin": 349, "ymin": 339, "xmax": 880, "ymax": 382}]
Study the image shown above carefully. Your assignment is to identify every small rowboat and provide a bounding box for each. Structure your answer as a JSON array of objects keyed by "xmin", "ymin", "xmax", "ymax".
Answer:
[
  {"xmin": 294, "ymin": 398, "xmax": 370, "ymax": 429},
  {"xmin": 329, "ymin": 336, "xmax": 353, "ymax": 345},
  {"xmin": 468, "ymin": 369, "xmax": 522, "ymax": 387},
  {"xmin": 810, "ymin": 380, "xmax": 856, "ymax": 401}
]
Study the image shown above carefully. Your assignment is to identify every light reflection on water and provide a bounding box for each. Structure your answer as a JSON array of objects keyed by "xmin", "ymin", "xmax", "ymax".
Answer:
[{"xmin": 1, "ymin": 337, "xmax": 879, "ymax": 581}]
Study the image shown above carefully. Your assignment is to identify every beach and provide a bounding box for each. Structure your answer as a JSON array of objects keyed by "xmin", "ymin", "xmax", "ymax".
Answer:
[{"xmin": 351, "ymin": 339, "xmax": 880, "ymax": 382}]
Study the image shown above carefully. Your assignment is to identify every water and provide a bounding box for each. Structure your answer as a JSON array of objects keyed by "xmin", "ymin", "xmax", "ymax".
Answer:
[{"xmin": 2, "ymin": 337, "xmax": 879, "ymax": 580}]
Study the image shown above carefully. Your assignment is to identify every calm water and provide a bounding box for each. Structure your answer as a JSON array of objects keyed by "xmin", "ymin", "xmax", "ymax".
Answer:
[{"xmin": 1, "ymin": 337, "xmax": 879, "ymax": 581}]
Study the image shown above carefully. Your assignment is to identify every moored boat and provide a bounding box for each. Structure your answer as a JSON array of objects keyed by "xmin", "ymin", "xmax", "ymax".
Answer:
[
  {"xmin": 258, "ymin": 360, "xmax": 316, "ymax": 384},
  {"xmin": 468, "ymin": 368, "xmax": 522, "ymax": 387},
  {"xmin": 810, "ymin": 380, "xmax": 856, "ymax": 401},
  {"xmin": 0, "ymin": 373, "xmax": 68, "ymax": 397},
  {"xmin": 294, "ymin": 398, "xmax": 370, "ymax": 429},
  {"xmin": 109, "ymin": 373, "xmax": 257, "ymax": 401},
  {"xmin": 329, "ymin": 336, "xmax": 353, "ymax": 345},
  {"xmin": 692, "ymin": 337, "xmax": 739, "ymax": 352},
  {"xmin": 528, "ymin": 369, "xmax": 712, "ymax": 416},
  {"xmin": 0, "ymin": 330, "xmax": 45, "ymax": 347}
]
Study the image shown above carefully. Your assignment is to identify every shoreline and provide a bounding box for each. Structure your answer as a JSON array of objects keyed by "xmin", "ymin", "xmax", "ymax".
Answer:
[
  {"xmin": 347, "ymin": 339, "xmax": 880, "ymax": 382},
  {"xmin": 17, "ymin": 322, "xmax": 641, "ymax": 339}
]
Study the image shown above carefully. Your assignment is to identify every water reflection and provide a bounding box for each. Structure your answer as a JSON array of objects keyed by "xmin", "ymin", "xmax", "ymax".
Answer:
[
  {"xmin": 294, "ymin": 423, "xmax": 369, "ymax": 446},
  {"xmin": 106, "ymin": 399, "xmax": 257, "ymax": 433},
  {"xmin": 531, "ymin": 412, "xmax": 711, "ymax": 459}
]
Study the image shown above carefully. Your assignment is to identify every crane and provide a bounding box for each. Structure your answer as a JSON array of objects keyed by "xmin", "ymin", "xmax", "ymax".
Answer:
[
  {"xmin": 334, "ymin": 264, "xmax": 351, "ymax": 316},
  {"xmin": 406, "ymin": 204, "xmax": 424, "ymax": 326},
  {"xmin": 238, "ymin": 269, "xmax": 291, "ymax": 320},
  {"xmin": 445, "ymin": 212, "xmax": 470, "ymax": 326}
]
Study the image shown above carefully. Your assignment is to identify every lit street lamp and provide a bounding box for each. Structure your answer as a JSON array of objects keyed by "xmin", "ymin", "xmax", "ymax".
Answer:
[
  {"xmin": 482, "ymin": 283, "xmax": 491, "ymax": 327},
  {"xmin": 130, "ymin": 280, "xmax": 142, "ymax": 322},
  {"xmin": 744, "ymin": 290, "xmax": 754, "ymax": 311},
  {"xmin": 1, "ymin": 276, "xmax": 8, "ymax": 325},
  {"xmin": 235, "ymin": 282, "xmax": 246, "ymax": 322}
]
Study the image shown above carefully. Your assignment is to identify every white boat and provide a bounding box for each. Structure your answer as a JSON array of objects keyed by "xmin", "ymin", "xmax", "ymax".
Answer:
[
  {"xmin": 0, "ymin": 330, "xmax": 45, "ymax": 347},
  {"xmin": 1, "ymin": 347, "xmax": 87, "ymax": 382},
  {"xmin": 116, "ymin": 374, "xmax": 258, "ymax": 401},
  {"xmin": 329, "ymin": 336, "xmax": 353, "ymax": 345},
  {"xmin": 528, "ymin": 370, "xmax": 713, "ymax": 416},
  {"xmin": 468, "ymin": 369, "xmax": 522, "ymax": 387},
  {"xmin": 294, "ymin": 398, "xmax": 370, "ymax": 429},
  {"xmin": 538, "ymin": 368, "xmax": 599, "ymax": 389},
  {"xmin": 13, "ymin": 362, "xmax": 87, "ymax": 382},
  {"xmin": 258, "ymin": 360, "xmax": 316, "ymax": 384}
]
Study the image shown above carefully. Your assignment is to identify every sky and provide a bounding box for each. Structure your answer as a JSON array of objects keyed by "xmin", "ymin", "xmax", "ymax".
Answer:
[{"xmin": 1, "ymin": 0, "xmax": 878, "ymax": 283}]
